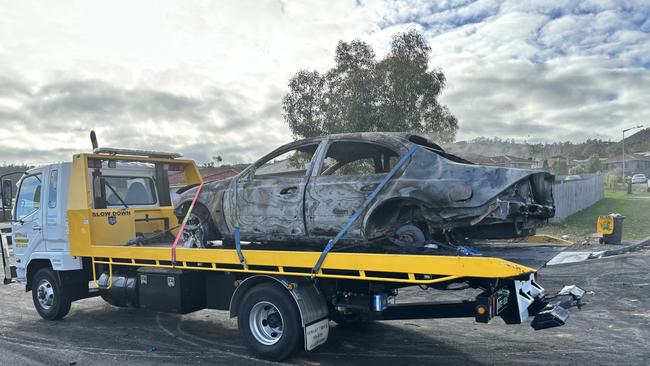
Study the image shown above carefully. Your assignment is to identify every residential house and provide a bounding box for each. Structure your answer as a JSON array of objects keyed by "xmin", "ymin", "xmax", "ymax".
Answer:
[
  {"xmin": 603, "ymin": 154, "xmax": 650, "ymax": 176},
  {"xmin": 168, "ymin": 164, "xmax": 248, "ymax": 186}
]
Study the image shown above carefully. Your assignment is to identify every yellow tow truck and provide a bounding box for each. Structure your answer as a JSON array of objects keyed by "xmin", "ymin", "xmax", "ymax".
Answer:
[{"xmin": 1, "ymin": 141, "xmax": 583, "ymax": 361}]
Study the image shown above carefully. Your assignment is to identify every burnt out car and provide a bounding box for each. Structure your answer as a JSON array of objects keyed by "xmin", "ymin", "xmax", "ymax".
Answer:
[{"xmin": 175, "ymin": 133, "xmax": 554, "ymax": 248}]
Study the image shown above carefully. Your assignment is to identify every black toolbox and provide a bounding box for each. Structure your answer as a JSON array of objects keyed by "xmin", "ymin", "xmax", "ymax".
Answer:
[{"xmin": 137, "ymin": 267, "xmax": 206, "ymax": 314}]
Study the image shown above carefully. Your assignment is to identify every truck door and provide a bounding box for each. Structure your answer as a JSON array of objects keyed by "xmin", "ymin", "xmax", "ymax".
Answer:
[
  {"xmin": 43, "ymin": 165, "xmax": 69, "ymax": 252},
  {"xmin": 12, "ymin": 170, "xmax": 45, "ymax": 260}
]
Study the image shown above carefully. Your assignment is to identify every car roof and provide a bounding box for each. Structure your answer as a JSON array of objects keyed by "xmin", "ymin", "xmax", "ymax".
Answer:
[
  {"xmin": 292, "ymin": 132, "xmax": 444, "ymax": 152},
  {"xmin": 252, "ymin": 132, "xmax": 471, "ymax": 169}
]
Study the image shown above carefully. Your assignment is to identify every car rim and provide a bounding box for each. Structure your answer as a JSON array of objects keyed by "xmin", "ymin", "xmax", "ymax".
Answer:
[
  {"xmin": 181, "ymin": 213, "xmax": 205, "ymax": 248},
  {"xmin": 249, "ymin": 301, "xmax": 284, "ymax": 346},
  {"xmin": 36, "ymin": 279, "xmax": 55, "ymax": 310}
]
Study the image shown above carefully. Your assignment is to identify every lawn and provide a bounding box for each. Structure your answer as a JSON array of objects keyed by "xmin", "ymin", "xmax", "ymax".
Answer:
[{"xmin": 539, "ymin": 186, "xmax": 650, "ymax": 242}]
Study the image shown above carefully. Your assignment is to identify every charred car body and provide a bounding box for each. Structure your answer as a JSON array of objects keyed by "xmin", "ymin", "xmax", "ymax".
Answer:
[{"xmin": 175, "ymin": 133, "xmax": 555, "ymax": 248}]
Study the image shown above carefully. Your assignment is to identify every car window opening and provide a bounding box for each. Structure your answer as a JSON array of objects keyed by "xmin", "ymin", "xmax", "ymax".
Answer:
[
  {"xmin": 321, "ymin": 141, "xmax": 399, "ymax": 176},
  {"xmin": 408, "ymin": 135, "xmax": 473, "ymax": 164},
  {"xmin": 254, "ymin": 144, "xmax": 319, "ymax": 179}
]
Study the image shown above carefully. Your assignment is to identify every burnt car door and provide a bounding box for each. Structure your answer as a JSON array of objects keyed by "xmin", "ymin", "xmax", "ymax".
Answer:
[
  {"xmin": 229, "ymin": 142, "xmax": 320, "ymax": 242},
  {"xmin": 305, "ymin": 140, "xmax": 400, "ymax": 240}
]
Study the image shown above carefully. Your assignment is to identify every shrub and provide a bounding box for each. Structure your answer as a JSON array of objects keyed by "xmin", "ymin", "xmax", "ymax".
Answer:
[
  {"xmin": 569, "ymin": 165, "xmax": 586, "ymax": 175},
  {"xmin": 605, "ymin": 172, "xmax": 619, "ymax": 190}
]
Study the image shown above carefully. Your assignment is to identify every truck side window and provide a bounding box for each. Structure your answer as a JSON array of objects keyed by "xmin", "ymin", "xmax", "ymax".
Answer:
[
  {"xmin": 48, "ymin": 170, "xmax": 58, "ymax": 209},
  {"xmin": 15, "ymin": 174, "xmax": 42, "ymax": 220}
]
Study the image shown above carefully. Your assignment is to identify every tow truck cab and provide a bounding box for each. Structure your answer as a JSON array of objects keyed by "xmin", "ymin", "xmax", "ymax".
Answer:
[
  {"xmin": 12, "ymin": 162, "xmax": 77, "ymax": 283},
  {"xmin": 11, "ymin": 160, "xmax": 171, "ymax": 284}
]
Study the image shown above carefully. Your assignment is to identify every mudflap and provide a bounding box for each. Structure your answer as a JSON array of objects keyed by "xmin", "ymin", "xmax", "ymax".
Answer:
[{"xmin": 1, "ymin": 233, "xmax": 16, "ymax": 284}]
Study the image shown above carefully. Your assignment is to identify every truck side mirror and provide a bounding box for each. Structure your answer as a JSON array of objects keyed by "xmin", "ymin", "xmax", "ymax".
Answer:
[{"xmin": 1, "ymin": 180, "xmax": 12, "ymax": 208}]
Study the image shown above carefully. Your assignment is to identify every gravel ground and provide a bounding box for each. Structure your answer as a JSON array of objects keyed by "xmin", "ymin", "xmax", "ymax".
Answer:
[{"xmin": 1, "ymin": 249, "xmax": 649, "ymax": 365}]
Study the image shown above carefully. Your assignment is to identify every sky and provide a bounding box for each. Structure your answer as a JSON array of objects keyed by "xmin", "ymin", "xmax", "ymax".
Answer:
[{"xmin": 0, "ymin": 0, "xmax": 649, "ymax": 165}]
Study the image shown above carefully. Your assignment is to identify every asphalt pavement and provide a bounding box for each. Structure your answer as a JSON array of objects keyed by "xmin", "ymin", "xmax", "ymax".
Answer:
[{"xmin": 1, "ymin": 249, "xmax": 649, "ymax": 365}]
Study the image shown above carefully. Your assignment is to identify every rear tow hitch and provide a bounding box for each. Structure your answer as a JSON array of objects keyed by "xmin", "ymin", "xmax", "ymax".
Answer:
[{"xmin": 531, "ymin": 285, "xmax": 586, "ymax": 330}]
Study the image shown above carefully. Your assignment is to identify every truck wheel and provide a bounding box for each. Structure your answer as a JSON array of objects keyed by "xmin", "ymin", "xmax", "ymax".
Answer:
[
  {"xmin": 237, "ymin": 283, "xmax": 302, "ymax": 361},
  {"xmin": 31, "ymin": 268, "xmax": 72, "ymax": 320}
]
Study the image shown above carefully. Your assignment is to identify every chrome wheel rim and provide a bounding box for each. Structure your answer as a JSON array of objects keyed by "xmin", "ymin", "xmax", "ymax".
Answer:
[
  {"xmin": 36, "ymin": 279, "xmax": 55, "ymax": 310},
  {"xmin": 181, "ymin": 213, "xmax": 205, "ymax": 248},
  {"xmin": 249, "ymin": 301, "xmax": 284, "ymax": 345}
]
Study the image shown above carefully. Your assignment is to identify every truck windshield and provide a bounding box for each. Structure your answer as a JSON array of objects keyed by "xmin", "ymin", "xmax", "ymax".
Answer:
[{"xmin": 102, "ymin": 176, "xmax": 157, "ymax": 206}]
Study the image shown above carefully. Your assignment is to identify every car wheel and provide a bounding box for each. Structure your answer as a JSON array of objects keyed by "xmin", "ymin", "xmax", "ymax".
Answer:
[
  {"xmin": 179, "ymin": 206, "xmax": 214, "ymax": 248},
  {"xmin": 31, "ymin": 268, "xmax": 72, "ymax": 321},
  {"xmin": 389, "ymin": 224, "xmax": 427, "ymax": 247},
  {"xmin": 237, "ymin": 283, "xmax": 302, "ymax": 361}
]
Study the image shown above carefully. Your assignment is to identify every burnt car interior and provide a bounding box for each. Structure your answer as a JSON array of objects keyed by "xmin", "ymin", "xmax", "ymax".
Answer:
[{"xmin": 321, "ymin": 141, "xmax": 399, "ymax": 176}]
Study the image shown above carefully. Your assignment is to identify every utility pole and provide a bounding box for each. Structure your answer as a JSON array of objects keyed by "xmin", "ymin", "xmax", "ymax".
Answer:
[{"xmin": 622, "ymin": 125, "xmax": 643, "ymax": 179}]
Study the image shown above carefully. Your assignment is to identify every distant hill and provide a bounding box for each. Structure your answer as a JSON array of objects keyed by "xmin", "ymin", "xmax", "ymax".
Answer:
[
  {"xmin": 445, "ymin": 137, "xmax": 616, "ymax": 161},
  {"xmin": 605, "ymin": 127, "xmax": 650, "ymax": 155}
]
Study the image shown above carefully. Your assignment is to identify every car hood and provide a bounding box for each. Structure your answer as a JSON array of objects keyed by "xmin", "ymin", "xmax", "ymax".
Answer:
[{"xmin": 174, "ymin": 176, "xmax": 234, "ymax": 210}]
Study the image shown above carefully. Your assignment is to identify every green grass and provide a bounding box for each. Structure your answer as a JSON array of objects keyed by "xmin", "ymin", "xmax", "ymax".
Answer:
[{"xmin": 539, "ymin": 187, "xmax": 650, "ymax": 242}]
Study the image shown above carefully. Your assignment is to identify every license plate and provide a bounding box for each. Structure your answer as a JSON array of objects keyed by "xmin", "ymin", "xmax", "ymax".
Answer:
[{"xmin": 304, "ymin": 318, "xmax": 329, "ymax": 351}]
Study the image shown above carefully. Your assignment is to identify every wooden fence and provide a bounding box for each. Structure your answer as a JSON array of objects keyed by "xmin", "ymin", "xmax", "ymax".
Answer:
[{"xmin": 551, "ymin": 173, "xmax": 605, "ymax": 222}]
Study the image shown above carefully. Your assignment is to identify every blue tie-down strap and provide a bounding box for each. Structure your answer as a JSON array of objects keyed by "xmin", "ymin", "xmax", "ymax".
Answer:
[
  {"xmin": 231, "ymin": 177, "xmax": 247, "ymax": 268},
  {"xmin": 311, "ymin": 146, "xmax": 419, "ymax": 277},
  {"xmin": 458, "ymin": 246, "xmax": 482, "ymax": 256}
]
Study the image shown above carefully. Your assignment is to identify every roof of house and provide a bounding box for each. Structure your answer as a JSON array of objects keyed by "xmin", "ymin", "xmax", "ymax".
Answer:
[
  {"xmin": 572, "ymin": 157, "xmax": 608, "ymax": 164},
  {"xmin": 168, "ymin": 164, "xmax": 248, "ymax": 186},
  {"xmin": 605, "ymin": 154, "xmax": 650, "ymax": 164}
]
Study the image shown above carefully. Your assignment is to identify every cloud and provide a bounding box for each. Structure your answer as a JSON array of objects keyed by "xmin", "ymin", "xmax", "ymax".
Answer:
[
  {"xmin": 0, "ymin": 0, "xmax": 649, "ymax": 165},
  {"xmin": 0, "ymin": 76, "xmax": 290, "ymax": 165},
  {"xmin": 420, "ymin": 0, "xmax": 650, "ymax": 141}
]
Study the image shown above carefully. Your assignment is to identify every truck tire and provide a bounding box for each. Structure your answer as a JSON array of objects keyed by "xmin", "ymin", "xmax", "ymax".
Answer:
[
  {"xmin": 237, "ymin": 283, "xmax": 302, "ymax": 361},
  {"xmin": 31, "ymin": 268, "xmax": 72, "ymax": 320}
]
